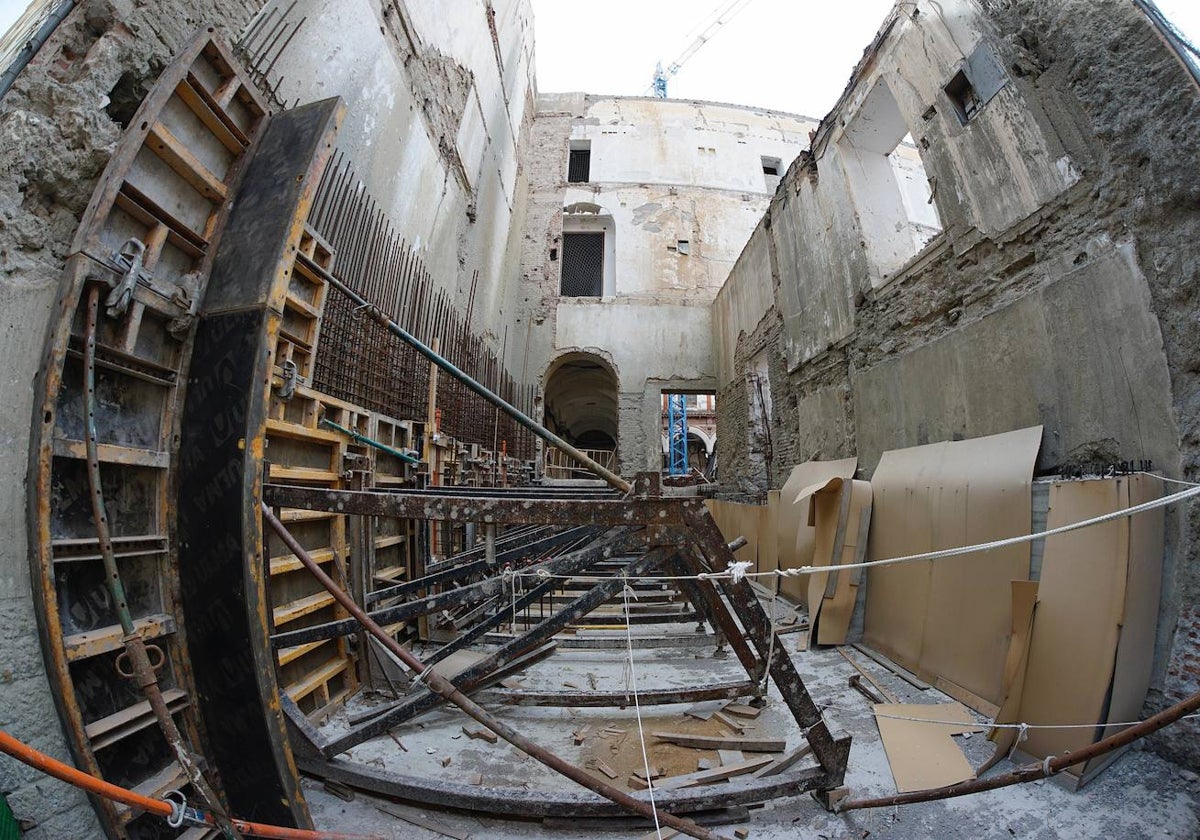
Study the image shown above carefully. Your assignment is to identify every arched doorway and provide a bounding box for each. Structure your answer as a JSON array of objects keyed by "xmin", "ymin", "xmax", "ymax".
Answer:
[{"xmin": 542, "ymin": 352, "xmax": 619, "ymax": 479}]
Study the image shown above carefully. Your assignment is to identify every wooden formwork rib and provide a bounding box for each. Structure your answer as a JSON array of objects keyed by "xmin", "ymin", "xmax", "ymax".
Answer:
[{"xmin": 27, "ymin": 28, "xmax": 266, "ymax": 840}]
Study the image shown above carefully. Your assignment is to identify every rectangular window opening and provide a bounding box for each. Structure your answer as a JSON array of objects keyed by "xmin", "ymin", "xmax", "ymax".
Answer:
[
  {"xmin": 568, "ymin": 141, "xmax": 591, "ymax": 183},
  {"xmin": 761, "ymin": 156, "xmax": 781, "ymax": 176},
  {"xmin": 559, "ymin": 232, "xmax": 604, "ymax": 297},
  {"xmin": 944, "ymin": 70, "xmax": 982, "ymax": 124}
]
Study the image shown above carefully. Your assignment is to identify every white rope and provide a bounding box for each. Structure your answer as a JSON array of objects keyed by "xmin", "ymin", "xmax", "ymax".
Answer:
[
  {"xmin": 824, "ymin": 703, "xmax": 1200, "ymax": 731},
  {"xmin": 512, "ymin": 480, "xmax": 1200, "ymax": 584},
  {"xmin": 621, "ymin": 573, "xmax": 662, "ymax": 837}
]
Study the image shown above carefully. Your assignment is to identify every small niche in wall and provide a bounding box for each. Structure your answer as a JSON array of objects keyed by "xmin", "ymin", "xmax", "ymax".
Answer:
[
  {"xmin": 677, "ymin": 240, "xmax": 690, "ymax": 255},
  {"xmin": 944, "ymin": 45, "xmax": 1009, "ymax": 125},
  {"xmin": 761, "ymin": 155, "xmax": 782, "ymax": 192}
]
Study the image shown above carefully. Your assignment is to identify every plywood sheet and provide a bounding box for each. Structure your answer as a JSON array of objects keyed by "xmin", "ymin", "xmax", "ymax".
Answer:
[
  {"xmin": 776, "ymin": 458, "xmax": 857, "ymax": 604},
  {"xmin": 1018, "ymin": 478, "xmax": 1125, "ymax": 769},
  {"xmin": 874, "ymin": 702, "xmax": 983, "ymax": 793},
  {"xmin": 864, "ymin": 427, "xmax": 1041, "ymax": 709},
  {"xmin": 804, "ymin": 478, "xmax": 873, "ymax": 646}
]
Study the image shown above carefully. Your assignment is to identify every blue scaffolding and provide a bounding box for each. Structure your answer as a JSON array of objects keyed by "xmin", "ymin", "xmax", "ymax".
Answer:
[{"xmin": 667, "ymin": 393, "xmax": 689, "ymax": 475}]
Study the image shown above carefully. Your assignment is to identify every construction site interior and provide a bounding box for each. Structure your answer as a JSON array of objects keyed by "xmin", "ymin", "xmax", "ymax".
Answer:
[{"xmin": 2, "ymin": 0, "xmax": 1200, "ymax": 838}]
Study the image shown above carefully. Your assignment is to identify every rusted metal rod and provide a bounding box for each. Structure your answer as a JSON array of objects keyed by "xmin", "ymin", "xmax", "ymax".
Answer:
[
  {"xmin": 83, "ymin": 285, "xmax": 240, "ymax": 839},
  {"xmin": 261, "ymin": 503, "xmax": 725, "ymax": 840},
  {"xmin": 838, "ymin": 688, "xmax": 1200, "ymax": 811},
  {"xmin": 319, "ymin": 272, "xmax": 632, "ymax": 493}
]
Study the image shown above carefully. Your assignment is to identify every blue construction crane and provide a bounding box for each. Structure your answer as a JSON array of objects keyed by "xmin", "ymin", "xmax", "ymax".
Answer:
[
  {"xmin": 667, "ymin": 393, "xmax": 689, "ymax": 475},
  {"xmin": 651, "ymin": 0, "xmax": 755, "ymax": 99}
]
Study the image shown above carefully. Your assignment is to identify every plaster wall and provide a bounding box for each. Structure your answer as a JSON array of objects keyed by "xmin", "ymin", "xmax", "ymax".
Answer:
[
  {"xmin": 0, "ymin": 2, "xmax": 262, "ymax": 835},
  {"xmin": 259, "ymin": 0, "xmax": 535, "ymax": 346},
  {"xmin": 517, "ymin": 94, "xmax": 816, "ymax": 472},
  {"xmin": 711, "ymin": 0, "xmax": 1200, "ymax": 766}
]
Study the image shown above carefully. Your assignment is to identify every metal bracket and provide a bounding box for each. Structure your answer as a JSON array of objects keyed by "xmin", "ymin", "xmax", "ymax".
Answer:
[
  {"xmin": 279, "ymin": 358, "xmax": 299, "ymax": 400},
  {"xmin": 105, "ymin": 238, "xmax": 148, "ymax": 318}
]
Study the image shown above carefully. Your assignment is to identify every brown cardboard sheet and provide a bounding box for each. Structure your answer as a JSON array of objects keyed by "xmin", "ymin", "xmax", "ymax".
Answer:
[
  {"xmin": 1017, "ymin": 475, "xmax": 1163, "ymax": 782},
  {"xmin": 776, "ymin": 458, "xmax": 857, "ymax": 604},
  {"xmin": 863, "ymin": 426, "xmax": 1041, "ymax": 711},
  {"xmin": 705, "ymin": 499, "xmax": 761, "ymax": 569},
  {"xmin": 982, "ymin": 580, "xmax": 1039, "ymax": 773},
  {"xmin": 803, "ymin": 477, "xmax": 873, "ymax": 646},
  {"xmin": 874, "ymin": 702, "xmax": 984, "ymax": 793},
  {"xmin": 1105, "ymin": 475, "xmax": 1164, "ymax": 735}
]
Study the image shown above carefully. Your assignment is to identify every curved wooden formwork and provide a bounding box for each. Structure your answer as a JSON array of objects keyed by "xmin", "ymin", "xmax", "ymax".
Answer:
[{"xmin": 27, "ymin": 28, "xmax": 268, "ymax": 839}]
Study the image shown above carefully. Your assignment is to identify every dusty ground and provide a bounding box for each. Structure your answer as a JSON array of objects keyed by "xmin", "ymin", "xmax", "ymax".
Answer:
[{"xmin": 306, "ymin": 637, "xmax": 1200, "ymax": 839}]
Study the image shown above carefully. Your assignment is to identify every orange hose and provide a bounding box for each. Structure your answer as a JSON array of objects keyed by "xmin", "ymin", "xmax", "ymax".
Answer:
[{"xmin": 0, "ymin": 729, "xmax": 382, "ymax": 840}]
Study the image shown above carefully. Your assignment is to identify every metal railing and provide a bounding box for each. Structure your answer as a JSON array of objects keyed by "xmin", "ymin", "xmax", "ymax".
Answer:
[{"xmin": 544, "ymin": 446, "xmax": 615, "ymax": 481}]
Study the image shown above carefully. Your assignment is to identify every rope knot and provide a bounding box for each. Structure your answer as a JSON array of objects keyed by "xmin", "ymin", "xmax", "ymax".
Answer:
[{"xmin": 727, "ymin": 560, "xmax": 753, "ymax": 584}]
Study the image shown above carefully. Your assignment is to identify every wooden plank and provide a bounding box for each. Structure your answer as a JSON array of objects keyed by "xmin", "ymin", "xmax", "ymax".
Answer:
[
  {"xmin": 273, "ymin": 591, "xmax": 336, "ymax": 626},
  {"xmin": 86, "ymin": 689, "xmax": 189, "ymax": 750},
  {"xmin": 632, "ymin": 756, "xmax": 774, "ymax": 791},
  {"xmin": 650, "ymin": 733, "xmax": 785, "ymax": 753},
  {"xmin": 175, "ymin": 73, "xmax": 248, "ymax": 153},
  {"xmin": 52, "ymin": 438, "xmax": 170, "ymax": 468},
  {"xmin": 277, "ymin": 639, "xmax": 330, "ymax": 667},
  {"xmin": 851, "ymin": 644, "xmax": 930, "ymax": 690},
  {"xmin": 146, "ymin": 121, "xmax": 228, "ymax": 201},
  {"xmin": 266, "ymin": 418, "xmax": 343, "ymax": 443},
  {"xmin": 268, "ymin": 464, "xmax": 340, "ymax": 483},
  {"xmin": 270, "ymin": 546, "xmax": 336, "ymax": 576},
  {"xmin": 64, "ymin": 614, "xmax": 176, "ymax": 662},
  {"xmin": 376, "ymin": 803, "xmax": 470, "ymax": 840},
  {"xmin": 752, "ymin": 744, "xmax": 813, "ymax": 778},
  {"xmin": 284, "ymin": 657, "xmax": 349, "ymax": 703},
  {"xmin": 114, "ymin": 760, "xmax": 187, "ymax": 822}
]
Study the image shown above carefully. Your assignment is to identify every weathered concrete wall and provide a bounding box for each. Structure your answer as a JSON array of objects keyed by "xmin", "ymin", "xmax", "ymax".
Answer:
[
  {"xmin": 517, "ymin": 93, "xmax": 816, "ymax": 473},
  {"xmin": 0, "ymin": 2, "xmax": 261, "ymax": 834},
  {"xmin": 712, "ymin": 0, "xmax": 1200, "ymax": 765},
  {"xmin": 258, "ymin": 0, "xmax": 535, "ymax": 348}
]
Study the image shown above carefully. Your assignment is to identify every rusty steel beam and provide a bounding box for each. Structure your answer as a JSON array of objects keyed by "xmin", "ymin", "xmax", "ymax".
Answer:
[
  {"xmin": 682, "ymin": 507, "xmax": 851, "ymax": 789},
  {"xmin": 263, "ymin": 484, "xmax": 705, "ymax": 526},
  {"xmin": 296, "ymin": 755, "xmax": 827, "ymax": 818},
  {"xmin": 262, "ymin": 505, "xmax": 727, "ymax": 840},
  {"xmin": 323, "ymin": 544, "xmax": 676, "ymax": 754},
  {"xmin": 368, "ymin": 525, "xmax": 597, "ymax": 605},
  {"xmin": 477, "ymin": 680, "xmax": 757, "ymax": 708},
  {"xmin": 271, "ymin": 528, "xmax": 638, "ymax": 648}
]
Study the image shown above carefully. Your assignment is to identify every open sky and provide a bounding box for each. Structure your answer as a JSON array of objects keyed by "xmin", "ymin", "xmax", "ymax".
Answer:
[
  {"xmin": 0, "ymin": 0, "xmax": 1197, "ymax": 120},
  {"xmin": 530, "ymin": 0, "xmax": 1200, "ymax": 119}
]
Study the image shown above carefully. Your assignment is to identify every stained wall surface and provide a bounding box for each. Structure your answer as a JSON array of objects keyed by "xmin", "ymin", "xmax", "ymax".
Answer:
[
  {"xmin": 711, "ymin": 0, "xmax": 1200, "ymax": 765},
  {"xmin": 516, "ymin": 93, "xmax": 817, "ymax": 473}
]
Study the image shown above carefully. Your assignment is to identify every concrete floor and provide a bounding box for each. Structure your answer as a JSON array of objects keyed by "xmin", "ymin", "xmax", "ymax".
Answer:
[{"xmin": 305, "ymin": 632, "xmax": 1200, "ymax": 839}]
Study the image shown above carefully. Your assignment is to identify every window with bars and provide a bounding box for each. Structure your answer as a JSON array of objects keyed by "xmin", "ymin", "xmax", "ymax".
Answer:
[
  {"xmin": 560, "ymin": 232, "xmax": 605, "ymax": 297},
  {"xmin": 568, "ymin": 144, "xmax": 591, "ymax": 182}
]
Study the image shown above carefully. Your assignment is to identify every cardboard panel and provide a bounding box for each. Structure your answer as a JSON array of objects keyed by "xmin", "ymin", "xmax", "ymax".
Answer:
[
  {"xmin": 776, "ymin": 458, "xmax": 857, "ymax": 604},
  {"xmin": 874, "ymin": 702, "xmax": 983, "ymax": 793},
  {"xmin": 704, "ymin": 499, "xmax": 758, "ymax": 567},
  {"xmin": 983, "ymin": 580, "xmax": 1039, "ymax": 773},
  {"xmin": 1018, "ymin": 478, "xmax": 1126, "ymax": 769},
  {"xmin": 1104, "ymin": 474, "xmax": 1164, "ymax": 739},
  {"xmin": 804, "ymin": 478, "xmax": 873, "ymax": 646},
  {"xmin": 864, "ymin": 427, "xmax": 1040, "ymax": 709}
]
